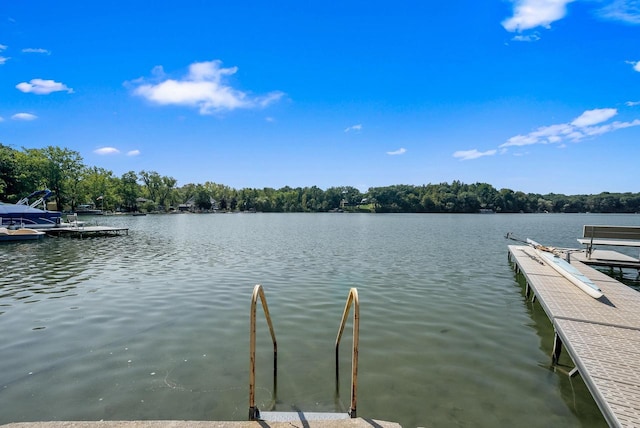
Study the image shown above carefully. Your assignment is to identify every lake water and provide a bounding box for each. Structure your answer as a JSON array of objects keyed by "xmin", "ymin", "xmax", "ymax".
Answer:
[{"xmin": 1, "ymin": 213, "xmax": 639, "ymax": 427}]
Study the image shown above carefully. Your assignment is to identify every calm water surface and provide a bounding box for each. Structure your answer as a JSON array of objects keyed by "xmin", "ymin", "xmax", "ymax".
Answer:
[{"xmin": 1, "ymin": 213, "xmax": 639, "ymax": 427}]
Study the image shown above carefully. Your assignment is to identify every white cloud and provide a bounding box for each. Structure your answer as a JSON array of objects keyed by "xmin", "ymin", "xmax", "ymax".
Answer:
[
  {"xmin": 131, "ymin": 60, "xmax": 284, "ymax": 115},
  {"xmin": 12, "ymin": 113, "xmax": 37, "ymax": 121},
  {"xmin": 626, "ymin": 60, "xmax": 640, "ymax": 72},
  {"xmin": 22, "ymin": 48, "xmax": 50, "ymax": 55},
  {"xmin": 453, "ymin": 149, "xmax": 497, "ymax": 161},
  {"xmin": 626, "ymin": 101, "xmax": 640, "ymax": 106},
  {"xmin": 0, "ymin": 116, "xmax": 4, "ymax": 122},
  {"xmin": 16, "ymin": 79, "xmax": 74, "ymax": 94},
  {"xmin": 511, "ymin": 33, "xmax": 541, "ymax": 42},
  {"xmin": 0, "ymin": 56, "xmax": 9, "ymax": 65},
  {"xmin": 386, "ymin": 148, "xmax": 407, "ymax": 155},
  {"xmin": 456, "ymin": 106, "xmax": 640, "ymax": 161},
  {"xmin": 502, "ymin": 0, "xmax": 575, "ymax": 32},
  {"xmin": 500, "ymin": 107, "xmax": 640, "ymax": 149},
  {"xmin": 94, "ymin": 147, "xmax": 120, "ymax": 155},
  {"xmin": 571, "ymin": 108, "xmax": 617, "ymax": 127},
  {"xmin": 344, "ymin": 124, "xmax": 362, "ymax": 133},
  {"xmin": 127, "ymin": 150, "xmax": 140, "ymax": 156},
  {"xmin": 598, "ymin": 0, "xmax": 640, "ymax": 24},
  {"xmin": 0, "ymin": 44, "xmax": 6, "ymax": 51}
]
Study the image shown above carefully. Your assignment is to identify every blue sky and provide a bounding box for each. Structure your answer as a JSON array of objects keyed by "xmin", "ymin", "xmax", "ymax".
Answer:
[{"xmin": 1, "ymin": 1, "xmax": 639, "ymax": 195}]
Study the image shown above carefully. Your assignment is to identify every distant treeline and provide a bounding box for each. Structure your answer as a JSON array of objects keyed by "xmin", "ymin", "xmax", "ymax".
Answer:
[{"xmin": 1, "ymin": 143, "xmax": 639, "ymax": 214}]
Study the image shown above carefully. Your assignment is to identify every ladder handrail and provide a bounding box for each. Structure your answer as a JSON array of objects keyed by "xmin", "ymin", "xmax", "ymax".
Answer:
[
  {"xmin": 335, "ymin": 288, "xmax": 359, "ymax": 418},
  {"xmin": 249, "ymin": 284, "xmax": 277, "ymax": 420}
]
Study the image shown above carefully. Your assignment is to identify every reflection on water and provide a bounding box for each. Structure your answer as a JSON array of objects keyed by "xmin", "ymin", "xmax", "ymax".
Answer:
[{"xmin": 1, "ymin": 213, "xmax": 636, "ymax": 427}]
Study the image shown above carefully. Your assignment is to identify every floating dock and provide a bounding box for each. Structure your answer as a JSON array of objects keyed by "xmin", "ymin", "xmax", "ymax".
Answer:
[
  {"xmin": 40, "ymin": 225, "xmax": 128, "ymax": 238},
  {"xmin": 0, "ymin": 419, "xmax": 400, "ymax": 428},
  {"xmin": 508, "ymin": 245, "xmax": 640, "ymax": 427},
  {"xmin": 572, "ymin": 249, "xmax": 640, "ymax": 272}
]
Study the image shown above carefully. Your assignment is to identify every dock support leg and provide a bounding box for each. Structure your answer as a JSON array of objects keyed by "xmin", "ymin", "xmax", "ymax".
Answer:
[
  {"xmin": 551, "ymin": 332, "xmax": 563, "ymax": 365},
  {"xmin": 523, "ymin": 282, "xmax": 536, "ymax": 302},
  {"xmin": 248, "ymin": 407, "xmax": 260, "ymax": 421}
]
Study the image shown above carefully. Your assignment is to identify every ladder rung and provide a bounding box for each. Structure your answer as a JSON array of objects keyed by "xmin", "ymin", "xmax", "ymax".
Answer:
[{"xmin": 259, "ymin": 411, "xmax": 351, "ymax": 422}]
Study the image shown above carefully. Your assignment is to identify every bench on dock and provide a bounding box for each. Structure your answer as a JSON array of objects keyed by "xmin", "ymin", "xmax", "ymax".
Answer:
[{"xmin": 577, "ymin": 225, "xmax": 640, "ymax": 259}]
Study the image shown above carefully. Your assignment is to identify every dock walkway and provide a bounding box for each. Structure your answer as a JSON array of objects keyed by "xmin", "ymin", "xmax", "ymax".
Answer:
[
  {"xmin": 572, "ymin": 249, "xmax": 640, "ymax": 272},
  {"xmin": 0, "ymin": 419, "xmax": 400, "ymax": 428},
  {"xmin": 508, "ymin": 245, "xmax": 640, "ymax": 427},
  {"xmin": 40, "ymin": 225, "xmax": 128, "ymax": 238}
]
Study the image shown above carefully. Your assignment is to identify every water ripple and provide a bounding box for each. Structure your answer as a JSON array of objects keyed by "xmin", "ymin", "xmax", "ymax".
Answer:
[{"xmin": 0, "ymin": 213, "xmax": 623, "ymax": 427}]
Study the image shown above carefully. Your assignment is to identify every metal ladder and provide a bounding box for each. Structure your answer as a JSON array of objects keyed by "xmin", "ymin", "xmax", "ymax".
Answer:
[{"xmin": 248, "ymin": 284, "xmax": 359, "ymax": 421}]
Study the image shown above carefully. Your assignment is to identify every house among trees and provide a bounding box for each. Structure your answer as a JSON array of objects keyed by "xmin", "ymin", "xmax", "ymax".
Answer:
[{"xmin": 179, "ymin": 196, "xmax": 218, "ymax": 212}]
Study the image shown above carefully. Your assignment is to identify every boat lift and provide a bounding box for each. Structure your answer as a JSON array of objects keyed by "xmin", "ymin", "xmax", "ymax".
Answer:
[{"xmin": 16, "ymin": 189, "xmax": 55, "ymax": 210}]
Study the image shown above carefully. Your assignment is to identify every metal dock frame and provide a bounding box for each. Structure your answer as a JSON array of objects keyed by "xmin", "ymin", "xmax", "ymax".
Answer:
[
  {"xmin": 248, "ymin": 285, "xmax": 360, "ymax": 422},
  {"xmin": 508, "ymin": 244, "xmax": 640, "ymax": 428}
]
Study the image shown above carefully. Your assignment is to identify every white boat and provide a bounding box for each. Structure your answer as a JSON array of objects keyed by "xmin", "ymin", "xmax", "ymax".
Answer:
[
  {"xmin": 0, "ymin": 227, "xmax": 46, "ymax": 242},
  {"xmin": 527, "ymin": 239, "xmax": 603, "ymax": 299}
]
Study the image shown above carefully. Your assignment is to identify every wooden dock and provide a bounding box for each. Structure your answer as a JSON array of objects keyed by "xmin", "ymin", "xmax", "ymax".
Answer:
[
  {"xmin": 508, "ymin": 245, "xmax": 640, "ymax": 427},
  {"xmin": 40, "ymin": 225, "xmax": 128, "ymax": 238}
]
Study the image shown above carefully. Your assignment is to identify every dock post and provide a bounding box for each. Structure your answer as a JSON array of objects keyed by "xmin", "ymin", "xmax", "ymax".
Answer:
[{"xmin": 551, "ymin": 332, "xmax": 563, "ymax": 365}]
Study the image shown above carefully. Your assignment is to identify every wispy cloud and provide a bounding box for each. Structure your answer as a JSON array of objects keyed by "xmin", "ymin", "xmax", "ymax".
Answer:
[
  {"xmin": 500, "ymin": 108, "xmax": 639, "ymax": 148},
  {"xmin": 511, "ymin": 33, "xmax": 541, "ymax": 42},
  {"xmin": 502, "ymin": 0, "xmax": 575, "ymax": 32},
  {"xmin": 571, "ymin": 108, "xmax": 618, "ymax": 127},
  {"xmin": 453, "ymin": 149, "xmax": 498, "ymax": 161},
  {"xmin": 344, "ymin": 124, "xmax": 362, "ymax": 133},
  {"xmin": 127, "ymin": 150, "xmax": 140, "ymax": 156},
  {"xmin": 22, "ymin": 48, "xmax": 50, "ymax": 55},
  {"xmin": 386, "ymin": 148, "xmax": 406, "ymax": 156},
  {"xmin": 626, "ymin": 101, "xmax": 640, "ymax": 106},
  {"xmin": 94, "ymin": 147, "xmax": 120, "ymax": 155},
  {"xmin": 598, "ymin": 0, "xmax": 640, "ymax": 24},
  {"xmin": 12, "ymin": 113, "xmax": 37, "ymax": 121},
  {"xmin": 0, "ymin": 116, "xmax": 4, "ymax": 122},
  {"xmin": 130, "ymin": 60, "xmax": 284, "ymax": 115},
  {"xmin": 454, "ymin": 107, "xmax": 640, "ymax": 160},
  {"xmin": 16, "ymin": 78, "xmax": 74, "ymax": 94},
  {"xmin": 0, "ymin": 43, "xmax": 7, "ymax": 63}
]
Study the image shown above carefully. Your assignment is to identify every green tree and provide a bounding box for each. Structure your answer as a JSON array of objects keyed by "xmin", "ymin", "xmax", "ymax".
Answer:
[
  {"xmin": 194, "ymin": 185, "xmax": 212, "ymax": 210},
  {"xmin": 139, "ymin": 170, "xmax": 161, "ymax": 203},
  {"xmin": 0, "ymin": 144, "xmax": 21, "ymax": 201},
  {"xmin": 36, "ymin": 146, "xmax": 85, "ymax": 210},
  {"xmin": 80, "ymin": 167, "xmax": 118, "ymax": 211},
  {"xmin": 119, "ymin": 171, "xmax": 140, "ymax": 212},
  {"xmin": 13, "ymin": 149, "xmax": 50, "ymax": 197}
]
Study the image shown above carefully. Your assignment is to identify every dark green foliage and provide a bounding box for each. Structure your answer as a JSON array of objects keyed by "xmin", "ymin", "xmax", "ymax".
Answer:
[{"xmin": 1, "ymin": 145, "xmax": 638, "ymax": 213}]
